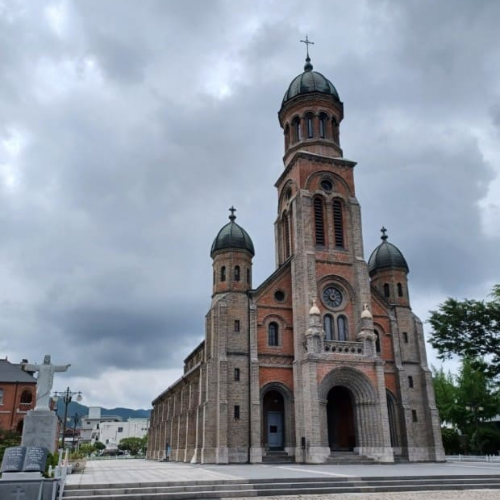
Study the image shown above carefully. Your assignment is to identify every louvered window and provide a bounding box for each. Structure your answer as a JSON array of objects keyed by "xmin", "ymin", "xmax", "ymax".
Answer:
[
  {"xmin": 314, "ymin": 198, "xmax": 325, "ymax": 246},
  {"xmin": 333, "ymin": 200, "xmax": 344, "ymax": 248},
  {"xmin": 284, "ymin": 214, "xmax": 291, "ymax": 259}
]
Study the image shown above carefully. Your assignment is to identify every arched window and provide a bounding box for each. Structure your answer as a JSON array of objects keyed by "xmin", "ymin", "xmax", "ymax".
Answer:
[
  {"xmin": 306, "ymin": 114, "xmax": 314, "ymax": 138},
  {"xmin": 20, "ymin": 390, "xmax": 32, "ymax": 405},
  {"xmin": 324, "ymin": 314, "xmax": 334, "ymax": 341},
  {"xmin": 284, "ymin": 124, "xmax": 290, "ymax": 150},
  {"xmin": 313, "ymin": 197, "xmax": 325, "ymax": 246},
  {"xmin": 402, "ymin": 332, "xmax": 408, "ymax": 343},
  {"xmin": 332, "ymin": 118, "xmax": 340, "ymax": 144},
  {"xmin": 337, "ymin": 315, "xmax": 348, "ymax": 341},
  {"xmin": 268, "ymin": 322, "xmax": 279, "ymax": 346},
  {"xmin": 374, "ymin": 330, "xmax": 381, "ymax": 353},
  {"xmin": 383, "ymin": 283, "xmax": 390, "ymax": 298},
  {"xmin": 397, "ymin": 283, "xmax": 403, "ymax": 297},
  {"xmin": 319, "ymin": 113, "xmax": 327, "ymax": 138},
  {"xmin": 332, "ymin": 199, "xmax": 344, "ymax": 248},
  {"xmin": 292, "ymin": 117, "xmax": 301, "ymax": 142},
  {"xmin": 247, "ymin": 268, "xmax": 250, "ymax": 284},
  {"xmin": 234, "ymin": 265, "xmax": 240, "ymax": 281},
  {"xmin": 221, "ymin": 266, "xmax": 226, "ymax": 282}
]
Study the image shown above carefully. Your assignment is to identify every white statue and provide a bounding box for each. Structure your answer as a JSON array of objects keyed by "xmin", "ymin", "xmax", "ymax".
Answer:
[{"xmin": 22, "ymin": 355, "xmax": 71, "ymax": 411}]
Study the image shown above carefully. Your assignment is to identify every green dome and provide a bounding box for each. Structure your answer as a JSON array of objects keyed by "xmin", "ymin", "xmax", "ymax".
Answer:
[
  {"xmin": 368, "ymin": 229, "xmax": 409, "ymax": 275},
  {"xmin": 210, "ymin": 210, "xmax": 255, "ymax": 258},
  {"xmin": 283, "ymin": 57, "xmax": 340, "ymax": 104}
]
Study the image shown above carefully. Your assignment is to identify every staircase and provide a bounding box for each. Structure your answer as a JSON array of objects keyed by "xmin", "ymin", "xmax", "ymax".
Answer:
[
  {"xmin": 262, "ymin": 449, "xmax": 294, "ymax": 463},
  {"xmin": 63, "ymin": 475, "xmax": 500, "ymax": 500},
  {"xmin": 327, "ymin": 451, "xmax": 377, "ymax": 464}
]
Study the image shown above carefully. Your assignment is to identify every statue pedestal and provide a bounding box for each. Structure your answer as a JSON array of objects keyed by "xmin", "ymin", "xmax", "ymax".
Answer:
[{"xmin": 21, "ymin": 410, "xmax": 58, "ymax": 453}]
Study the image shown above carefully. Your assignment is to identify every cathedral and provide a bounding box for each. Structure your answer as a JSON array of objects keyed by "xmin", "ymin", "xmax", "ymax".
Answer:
[{"xmin": 147, "ymin": 50, "xmax": 445, "ymax": 464}]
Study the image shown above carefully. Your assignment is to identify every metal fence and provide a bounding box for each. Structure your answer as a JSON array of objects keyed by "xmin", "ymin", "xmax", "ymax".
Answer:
[{"xmin": 446, "ymin": 454, "xmax": 500, "ymax": 462}]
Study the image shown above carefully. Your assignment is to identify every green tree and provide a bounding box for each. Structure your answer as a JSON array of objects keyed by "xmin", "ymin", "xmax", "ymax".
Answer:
[
  {"xmin": 428, "ymin": 285, "xmax": 500, "ymax": 378},
  {"xmin": 455, "ymin": 359, "xmax": 500, "ymax": 452},
  {"xmin": 432, "ymin": 366, "xmax": 458, "ymax": 426},
  {"xmin": 432, "ymin": 359, "xmax": 500, "ymax": 453},
  {"xmin": 93, "ymin": 441, "xmax": 105, "ymax": 451},
  {"xmin": 118, "ymin": 437, "xmax": 144, "ymax": 456},
  {"xmin": 0, "ymin": 429, "xmax": 21, "ymax": 462}
]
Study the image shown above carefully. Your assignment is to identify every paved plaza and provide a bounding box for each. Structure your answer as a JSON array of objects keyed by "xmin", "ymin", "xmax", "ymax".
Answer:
[{"xmin": 65, "ymin": 458, "xmax": 500, "ymax": 488}]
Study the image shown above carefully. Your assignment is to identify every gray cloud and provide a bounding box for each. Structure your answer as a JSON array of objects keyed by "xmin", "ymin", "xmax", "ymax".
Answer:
[{"xmin": 0, "ymin": 0, "xmax": 499, "ymax": 407}]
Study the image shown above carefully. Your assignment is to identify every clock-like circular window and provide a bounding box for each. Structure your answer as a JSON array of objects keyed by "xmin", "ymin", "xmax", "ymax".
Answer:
[{"xmin": 322, "ymin": 286, "xmax": 343, "ymax": 308}]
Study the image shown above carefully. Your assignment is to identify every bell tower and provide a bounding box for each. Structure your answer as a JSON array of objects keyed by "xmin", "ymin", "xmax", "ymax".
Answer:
[{"xmin": 275, "ymin": 44, "xmax": 389, "ymax": 463}]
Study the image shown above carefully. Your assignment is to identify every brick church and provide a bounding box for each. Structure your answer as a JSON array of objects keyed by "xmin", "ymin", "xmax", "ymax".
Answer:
[{"xmin": 147, "ymin": 50, "xmax": 445, "ymax": 464}]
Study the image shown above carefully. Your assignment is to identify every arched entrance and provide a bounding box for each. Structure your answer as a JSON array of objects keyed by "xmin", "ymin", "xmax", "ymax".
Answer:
[
  {"xmin": 263, "ymin": 390, "xmax": 284, "ymax": 449},
  {"xmin": 327, "ymin": 386, "xmax": 356, "ymax": 451},
  {"xmin": 386, "ymin": 390, "xmax": 400, "ymax": 448}
]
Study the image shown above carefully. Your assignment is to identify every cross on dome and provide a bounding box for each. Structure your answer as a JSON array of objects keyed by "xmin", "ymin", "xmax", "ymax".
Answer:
[
  {"xmin": 229, "ymin": 206, "xmax": 237, "ymax": 221},
  {"xmin": 300, "ymin": 35, "xmax": 314, "ymax": 58},
  {"xmin": 300, "ymin": 35, "xmax": 314, "ymax": 71},
  {"xmin": 380, "ymin": 226, "xmax": 388, "ymax": 241}
]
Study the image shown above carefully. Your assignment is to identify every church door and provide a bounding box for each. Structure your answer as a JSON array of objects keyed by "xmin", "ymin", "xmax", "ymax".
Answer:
[
  {"xmin": 263, "ymin": 389, "xmax": 285, "ymax": 449},
  {"xmin": 267, "ymin": 411, "xmax": 283, "ymax": 448},
  {"xmin": 327, "ymin": 386, "xmax": 356, "ymax": 451}
]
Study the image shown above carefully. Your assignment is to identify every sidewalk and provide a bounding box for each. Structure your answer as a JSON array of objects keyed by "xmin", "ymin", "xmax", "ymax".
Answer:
[{"xmin": 65, "ymin": 458, "xmax": 500, "ymax": 487}]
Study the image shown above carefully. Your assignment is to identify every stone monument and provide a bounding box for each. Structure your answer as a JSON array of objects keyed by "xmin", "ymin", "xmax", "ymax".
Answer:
[{"xmin": 21, "ymin": 355, "xmax": 71, "ymax": 453}]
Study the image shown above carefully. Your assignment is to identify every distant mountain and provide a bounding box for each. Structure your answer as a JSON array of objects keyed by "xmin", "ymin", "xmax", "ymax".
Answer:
[{"xmin": 55, "ymin": 401, "xmax": 151, "ymax": 426}]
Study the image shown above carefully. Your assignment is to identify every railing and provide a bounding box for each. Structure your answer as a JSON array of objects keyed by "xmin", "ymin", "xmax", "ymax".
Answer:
[
  {"xmin": 324, "ymin": 340, "xmax": 364, "ymax": 355},
  {"xmin": 446, "ymin": 454, "xmax": 500, "ymax": 462}
]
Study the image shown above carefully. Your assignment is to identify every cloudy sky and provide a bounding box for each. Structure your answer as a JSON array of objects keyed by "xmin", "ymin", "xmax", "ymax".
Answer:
[{"xmin": 1, "ymin": 0, "xmax": 499, "ymax": 410}]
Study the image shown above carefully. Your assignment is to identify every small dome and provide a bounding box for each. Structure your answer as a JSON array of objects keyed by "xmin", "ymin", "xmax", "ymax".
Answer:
[
  {"xmin": 283, "ymin": 57, "xmax": 340, "ymax": 104},
  {"xmin": 368, "ymin": 228, "xmax": 409, "ymax": 275},
  {"xmin": 210, "ymin": 208, "xmax": 255, "ymax": 258}
]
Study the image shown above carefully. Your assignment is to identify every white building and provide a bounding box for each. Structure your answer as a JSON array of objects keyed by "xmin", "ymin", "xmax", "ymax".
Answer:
[
  {"xmin": 98, "ymin": 418, "xmax": 150, "ymax": 447},
  {"xmin": 80, "ymin": 406, "xmax": 123, "ymax": 443}
]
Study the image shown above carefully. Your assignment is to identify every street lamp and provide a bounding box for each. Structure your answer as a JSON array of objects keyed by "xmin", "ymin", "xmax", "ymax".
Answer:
[
  {"xmin": 71, "ymin": 412, "xmax": 80, "ymax": 450},
  {"xmin": 52, "ymin": 387, "xmax": 82, "ymax": 449}
]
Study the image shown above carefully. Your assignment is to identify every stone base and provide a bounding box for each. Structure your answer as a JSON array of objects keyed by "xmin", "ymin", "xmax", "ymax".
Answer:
[
  {"xmin": 21, "ymin": 410, "xmax": 58, "ymax": 453},
  {"xmin": 200, "ymin": 447, "xmax": 228, "ymax": 463},
  {"xmin": 0, "ymin": 479, "xmax": 58, "ymax": 500},
  {"xmin": 305, "ymin": 446, "xmax": 331, "ymax": 463},
  {"xmin": 249, "ymin": 447, "xmax": 263, "ymax": 463},
  {"xmin": 357, "ymin": 446, "xmax": 394, "ymax": 462}
]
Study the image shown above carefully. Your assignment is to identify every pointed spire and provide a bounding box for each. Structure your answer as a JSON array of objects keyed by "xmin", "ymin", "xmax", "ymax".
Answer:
[
  {"xmin": 380, "ymin": 226, "xmax": 388, "ymax": 241},
  {"xmin": 229, "ymin": 206, "xmax": 237, "ymax": 222}
]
